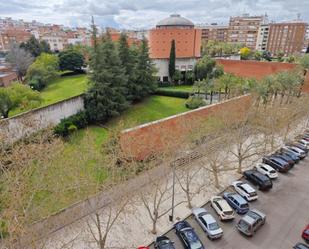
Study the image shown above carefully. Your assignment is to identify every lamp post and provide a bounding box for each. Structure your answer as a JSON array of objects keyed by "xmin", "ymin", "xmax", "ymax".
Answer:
[{"xmin": 169, "ymin": 161, "xmax": 176, "ymax": 222}]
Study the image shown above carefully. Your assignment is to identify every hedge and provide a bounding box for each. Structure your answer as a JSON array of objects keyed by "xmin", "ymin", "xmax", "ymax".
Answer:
[
  {"xmin": 54, "ymin": 111, "xmax": 88, "ymax": 137},
  {"xmin": 155, "ymin": 89, "xmax": 190, "ymax": 99}
]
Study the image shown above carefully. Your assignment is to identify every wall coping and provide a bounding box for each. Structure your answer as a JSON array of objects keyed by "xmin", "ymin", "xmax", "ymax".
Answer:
[{"xmin": 0, "ymin": 93, "xmax": 84, "ymax": 122}]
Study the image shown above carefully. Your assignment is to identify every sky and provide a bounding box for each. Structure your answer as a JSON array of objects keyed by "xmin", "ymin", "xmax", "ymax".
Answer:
[{"xmin": 0, "ymin": 0, "xmax": 308, "ymax": 29}]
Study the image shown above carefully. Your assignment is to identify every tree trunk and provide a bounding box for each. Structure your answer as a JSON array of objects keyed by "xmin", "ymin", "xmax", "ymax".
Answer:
[{"xmin": 210, "ymin": 91, "xmax": 213, "ymax": 104}]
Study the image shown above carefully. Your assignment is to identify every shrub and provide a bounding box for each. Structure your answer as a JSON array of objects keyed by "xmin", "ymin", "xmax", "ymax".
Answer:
[
  {"xmin": 185, "ymin": 96, "xmax": 206, "ymax": 109},
  {"xmin": 54, "ymin": 111, "xmax": 88, "ymax": 137},
  {"xmin": 155, "ymin": 89, "xmax": 190, "ymax": 99}
]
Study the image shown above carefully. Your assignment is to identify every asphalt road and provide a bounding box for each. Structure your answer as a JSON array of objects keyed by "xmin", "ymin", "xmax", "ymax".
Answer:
[{"xmin": 150, "ymin": 157, "xmax": 309, "ymax": 249}]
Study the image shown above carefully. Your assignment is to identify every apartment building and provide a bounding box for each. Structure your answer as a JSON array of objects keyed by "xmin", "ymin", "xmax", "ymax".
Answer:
[
  {"xmin": 267, "ymin": 22, "xmax": 308, "ymax": 56},
  {"xmin": 200, "ymin": 24, "xmax": 229, "ymax": 43},
  {"xmin": 0, "ymin": 28, "xmax": 31, "ymax": 51},
  {"xmin": 228, "ymin": 14, "xmax": 265, "ymax": 49},
  {"xmin": 255, "ymin": 24, "xmax": 269, "ymax": 51}
]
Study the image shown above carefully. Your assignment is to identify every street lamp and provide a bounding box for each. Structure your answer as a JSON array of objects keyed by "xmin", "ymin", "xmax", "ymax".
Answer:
[{"xmin": 169, "ymin": 161, "xmax": 176, "ymax": 222}]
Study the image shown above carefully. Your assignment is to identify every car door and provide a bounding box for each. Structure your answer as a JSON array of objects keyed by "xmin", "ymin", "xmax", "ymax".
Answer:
[
  {"xmin": 180, "ymin": 232, "xmax": 188, "ymax": 248},
  {"xmin": 261, "ymin": 166, "xmax": 268, "ymax": 175}
]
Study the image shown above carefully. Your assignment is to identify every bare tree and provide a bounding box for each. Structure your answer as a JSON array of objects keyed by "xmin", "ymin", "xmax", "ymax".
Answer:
[
  {"xmin": 6, "ymin": 43, "xmax": 34, "ymax": 81},
  {"xmin": 86, "ymin": 198, "xmax": 129, "ymax": 249}
]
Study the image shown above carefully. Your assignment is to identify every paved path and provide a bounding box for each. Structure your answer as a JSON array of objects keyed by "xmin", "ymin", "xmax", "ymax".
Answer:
[{"xmin": 150, "ymin": 157, "xmax": 309, "ymax": 249}]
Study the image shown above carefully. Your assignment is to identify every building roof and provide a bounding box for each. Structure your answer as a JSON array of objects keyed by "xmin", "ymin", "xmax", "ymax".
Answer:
[{"xmin": 156, "ymin": 14, "xmax": 194, "ymax": 27}]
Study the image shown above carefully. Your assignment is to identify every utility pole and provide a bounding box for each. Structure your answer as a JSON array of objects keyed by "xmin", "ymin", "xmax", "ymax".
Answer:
[{"xmin": 169, "ymin": 161, "xmax": 176, "ymax": 222}]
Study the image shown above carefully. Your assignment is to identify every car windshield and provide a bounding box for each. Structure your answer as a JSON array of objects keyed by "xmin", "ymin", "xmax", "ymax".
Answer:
[
  {"xmin": 238, "ymin": 220, "xmax": 250, "ymax": 233},
  {"xmin": 209, "ymin": 222, "xmax": 219, "ymax": 230},
  {"xmin": 159, "ymin": 241, "xmax": 174, "ymax": 249},
  {"xmin": 241, "ymin": 203, "xmax": 249, "ymax": 208},
  {"xmin": 247, "ymin": 211, "xmax": 260, "ymax": 220},
  {"xmin": 184, "ymin": 230, "xmax": 200, "ymax": 246},
  {"xmin": 190, "ymin": 241, "xmax": 203, "ymax": 249},
  {"xmin": 270, "ymin": 170, "xmax": 276, "ymax": 174}
]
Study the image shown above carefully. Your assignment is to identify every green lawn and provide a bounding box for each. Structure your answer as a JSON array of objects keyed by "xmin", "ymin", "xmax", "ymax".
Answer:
[{"xmin": 9, "ymin": 74, "xmax": 88, "ymax": 117}]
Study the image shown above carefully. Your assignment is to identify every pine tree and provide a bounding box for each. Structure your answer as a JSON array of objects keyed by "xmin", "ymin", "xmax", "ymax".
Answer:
[
  {"xmin": 118, "ymin": 33, "xmax": 137, "ymax": 102},
  {"xmin": 84, "ymin": 33, "xmax": 128, "ymax": 123},
  {"xmin": 134, "ymin": 38, "xmax": 157, "ymax": 102},
  {"xmin": 169, "ymin": 39, "xmax": 176, "ymax": 81}
]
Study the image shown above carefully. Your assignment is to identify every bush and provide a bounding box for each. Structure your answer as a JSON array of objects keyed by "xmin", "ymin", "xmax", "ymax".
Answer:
[
  {"xmin": 158, "ymin": 81, "xmax": 172, "ymax": 87},
  {"xmin": 54, "ymin": 111, "xmax": 88, "ymax": 137},
  {"xmin": 155, "ymin": 89, "xmax": 190, "ymax": 99},
  {"xmin": 185, "ymin": 96, "xmax": 206, "ymax": 109}
]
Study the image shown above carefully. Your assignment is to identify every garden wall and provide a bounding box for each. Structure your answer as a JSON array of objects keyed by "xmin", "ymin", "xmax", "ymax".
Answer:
[
  {"xmin": 120, "ymin": 94, "xmax": 253, "ymax": 160},
  {"xmin": 216, "ymin": 59, "xmax": 309, "ymax": 93},
  {"xmin": 0, "ymin": 94, "xmax": 84, "ymax": 143}
]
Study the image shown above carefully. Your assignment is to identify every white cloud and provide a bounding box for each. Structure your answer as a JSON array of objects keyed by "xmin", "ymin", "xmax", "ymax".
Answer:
[{"xmin": 0, "ymin": 0, "xmax": 308, "ymax": 28}]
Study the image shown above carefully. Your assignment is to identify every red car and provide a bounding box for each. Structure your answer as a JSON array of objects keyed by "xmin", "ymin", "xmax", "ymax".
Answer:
[
  {"xmin": 302, "ymin": 224, "xmax": 309, "ymax": 243},
  {"xmin": 138, "ymin": 247, "xmax": 150, "ymax": 249}
]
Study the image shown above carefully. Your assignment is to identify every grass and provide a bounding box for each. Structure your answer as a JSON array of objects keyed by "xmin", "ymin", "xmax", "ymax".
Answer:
[
  {"xmin": 9, "ymin": 74, "xmax": 88, "ymax": 117},
  {"xmin": 2, "ymin": 95, "xmax": 189, "ymax": 223}
]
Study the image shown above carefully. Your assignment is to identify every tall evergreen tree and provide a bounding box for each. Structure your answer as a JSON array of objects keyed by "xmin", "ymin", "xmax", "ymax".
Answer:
[
  {"xmin": 134, "ymin": 38, "xmax": 157, "ymax": 102},
  {"xmin": 118, "ymin": 33, "xmax": 137, "ymax": 102},
  {"xmin": 169, "ymin": 39, "xmax": 176, "ymax": 81},
  {"xmin": 84, "ymin": 33, "xmax": 128, "ymax": 123}
]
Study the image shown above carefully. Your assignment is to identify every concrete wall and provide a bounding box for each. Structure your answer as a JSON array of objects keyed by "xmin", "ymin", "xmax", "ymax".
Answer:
[{"xmin": 0, "ymin": 95, "xmax": 84, "ymax": 142}]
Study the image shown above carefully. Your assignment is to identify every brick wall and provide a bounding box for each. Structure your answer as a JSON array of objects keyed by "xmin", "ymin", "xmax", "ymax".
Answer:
[{"xmin": 120, "ymin": 95, "xmax": 252, "ymax": 160}]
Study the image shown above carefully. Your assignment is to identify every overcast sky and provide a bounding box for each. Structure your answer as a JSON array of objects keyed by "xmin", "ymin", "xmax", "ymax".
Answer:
[{"xmin": 0, "ymin": 0, "xmax": 308, "ymax": 29}]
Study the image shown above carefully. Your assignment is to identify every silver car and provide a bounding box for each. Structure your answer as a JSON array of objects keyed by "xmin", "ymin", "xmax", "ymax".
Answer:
[
  {"xmin": 236, "ymin": 209, "xmax": 266, "ymax": 236},
  {"xmin": 192, "ymin": 207, "xmax": 223, "ymax": 240}
]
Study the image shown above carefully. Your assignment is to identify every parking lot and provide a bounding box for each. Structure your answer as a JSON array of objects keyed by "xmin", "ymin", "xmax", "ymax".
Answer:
[{"xmin": 150, "ymin": 157, "xmax": 309, "ymax": 249}]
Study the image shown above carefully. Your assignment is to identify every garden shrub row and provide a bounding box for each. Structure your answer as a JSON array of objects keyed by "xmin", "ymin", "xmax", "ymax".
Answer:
[
  {"xmin": 54, "ymin": 111, "xmax": 88, "ymax": 137},
  {"xmin": 155, "ymin": 89, "xmax": 190, "ymax": 99}
]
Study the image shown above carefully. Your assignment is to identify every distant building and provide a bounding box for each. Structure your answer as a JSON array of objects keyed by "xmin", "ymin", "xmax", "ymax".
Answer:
[
  {"xmin": 228, "ymin": 14, "xmax": 266, "ymax": 50},
  {"xmin": 149, "ymin": 14, "xmax": 202, "ymax": 82},
  {"xmin": 267, "ymin": 22, "xmax": 308, "ymax": 56},
  {"xmin": 199, "ymin": 24, "xmax": 229, "ymax": 43},
  {"xmin": 0, "ymin": 28, "xmax": 31, "ymax": 51},
  {"xmin": 41, "ymin": 33, "xmax": 68, "ymax": 52},
  {"xmin": 255, "ymin": 23, "xmax": 269, "ymax": 52}
]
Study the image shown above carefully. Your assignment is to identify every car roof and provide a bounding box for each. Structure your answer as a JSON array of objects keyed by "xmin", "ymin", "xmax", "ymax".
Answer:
[
  {"xmin": 192, "ymin": 207, "xmax": 207, "ymax": 216},
  {"xmin": 241, "ymin": 183, "xmax": 256, "ymax": 193},
  {"xmin": 249, "ymin": 209, "xmax": 266, "ymax": 219},
  {"xmin": 258, "ymin": 163, "xmax": 274, "ymax": 171},
  {"xmin": 229, "ymin": 193, "xmax": 247, "ymax": 204},
  {"xmin": 241, "ymin": 214, "xmax": 256, "ymax": 225},
  {"xmin": 201, "ymin": 213, "xmax": 216, "ymax": 224},
  {"xmin": 216, "ymin": 199, "xmax": 232, "ymax": 211}
]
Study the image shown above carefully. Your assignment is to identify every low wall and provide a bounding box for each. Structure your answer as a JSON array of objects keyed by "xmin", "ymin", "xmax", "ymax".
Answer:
[
  {"xmin": 0, "ymin": 95, "xmax": 84, "ymax": 142},
  {"xmin": 120, "ymin": 95, "xmax": 253, "ymax": 160}
]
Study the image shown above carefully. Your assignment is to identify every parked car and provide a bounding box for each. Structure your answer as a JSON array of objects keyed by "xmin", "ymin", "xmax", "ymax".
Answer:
[
  {"xmin": 255, "ymin": 163, "xmax": 278, "ymax": 179},
  {"xmin": 154, "ymin": 236, "xmax": 175, "ymax": 249},
  {"xmin": 302, "ymin": 224, "xmax": 309, "ymax": 243},
  {"xmin": 283, "ymin": 146, "xmax": 306, "ymax": 159},
  {"xmin": 293, "ymin": 243, "xmax": 309, "ymax": 249},
  {"xmin": 288, "ymin": 142, "xmax": 309, "ymax": 153},
  {"xmin": 192, "ymin": 207, "xmax": 223, "ymax": 240},
  {"xmin": 138, "ymin": 247, "xmax": 149, "ymax": 249},
  {"xmin": 174, "ymin": 221, "xmax": 204, "ymax": 249},
  {"xmin": 232, "ymin": 181, "xmax": 258, "ymax": 201},
  {"xmin": 272, "ymin": 153, "xmax": 295, "ymax": 168},
  {"xmin": 243, "ymin": 170, "xmax": 273, "ymax": 190},
  {"xmin": 298, "ymin": 139, "xmax": 309, "ymax": 148},
  {"xmin": 262, "ymin": 156, "xmax": 290, "ymax": 172},
  {"xmin": 236, "ymin": 209, "xmax": 266, "ymax": 236},
  {"xmin": 210, "ymin": 196, "xmax": 235, "ymax": 221},
  {"xmin": 223, "ymin": 192, "xmax": 249, "ymax": 214},
  {"xmin": 280, "ymin": 149, "xmax": 300, "ymax": 163}
]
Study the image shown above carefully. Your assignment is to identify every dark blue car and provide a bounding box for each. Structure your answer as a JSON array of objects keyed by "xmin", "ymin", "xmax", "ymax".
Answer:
[
  {"xmin": 280, "ymin": 150, "xmax": 300, "ymax": 163},
  {"xmin": 223, "ymin": 192, "xmax": 249, "ymax": 214},
  {"xmin": 174, "ymin": 221, "xmax": 204, "ymax": 249},
  {"xmin": 272, "ymin": 153, "xmax": 294, "ymax": 168}
]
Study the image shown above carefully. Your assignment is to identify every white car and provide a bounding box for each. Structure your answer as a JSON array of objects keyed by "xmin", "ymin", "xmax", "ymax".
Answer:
[
  {"xmin": 231, "ymin": 181, "xmax": 258, "ymax": 201},
  {"xmin": 192, "ymin": 207, "xmax": 223, "ymax": 240},
  {"xmin": 298, "ymin": 139, "xmax": 309, "ymax": 148},
  {"xmin": 255, "ymin": 163, "xmax": 278, "ymax": 179},
  {"xmin": 210, "ymin": 196, "xmax": 235, "ymax": 221},
  {"xmin": 284, "ymin": 146, "xmax": 306, "ymax": 159}
]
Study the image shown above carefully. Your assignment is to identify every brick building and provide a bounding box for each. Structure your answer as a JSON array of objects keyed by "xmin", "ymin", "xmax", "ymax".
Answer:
[
  {"xmin": 228, "ymin": 14, "xmax": 265, "ymax": 50},
  {"xmin": 149, "ymin": 14, "xmax": 202, "ymax": 82},
  {"xmin": 267, "ymin": 22, "xmax": 308, "ymax": 56},
  {"xmin": 0, "ymin": 28, "xmax": 32, "ymax": 51},
  {"xmin": 199, "ymin": 24, "xmax": 229, "ymax": 43}
]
